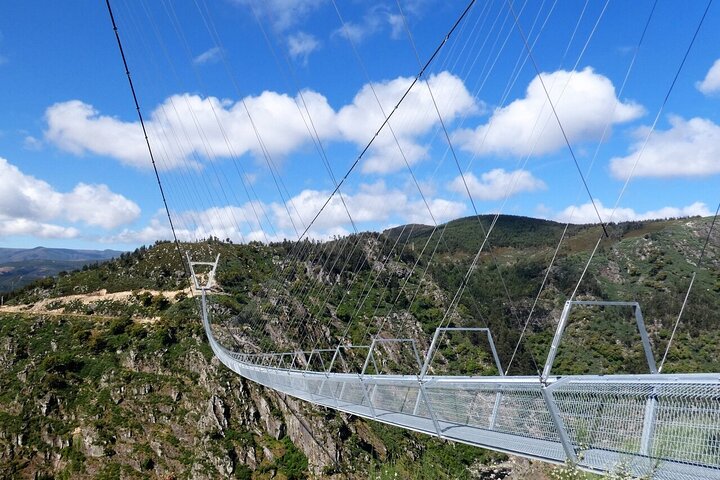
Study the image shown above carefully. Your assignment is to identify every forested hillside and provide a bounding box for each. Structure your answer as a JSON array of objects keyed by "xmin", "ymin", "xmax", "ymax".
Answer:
[{"xmin": 1, "ymin": 214, "xmax": 718, "ymax": 479}]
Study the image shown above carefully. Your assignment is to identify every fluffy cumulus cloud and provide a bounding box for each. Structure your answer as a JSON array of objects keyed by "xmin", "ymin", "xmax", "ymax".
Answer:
[
  {"xmin": 45, "ymin": 71, "xmax": 477, "ymax": 174},
  {"xmin": 106, "ymin": 213, "xmax": 173, "ymax": 245},
  {"xmin": 45, "ymin": 100, "xmax": 150, "ymax": 168},
  {"xmin": 448, "ymin": 169, "xmax": 546, "ymax": 201},
  {"xmin": 696, "ymin": 58, "xmax": 720, "ymax": 95},
  {"xmin": 609, "ymin": 116, "xmax": 720, "ymax": 179},
  {"xmin": 107, "ymin": 182, "xmax": 465, "ymax": 245},
  {"xmin": 0, "ymin": 157, "xmax": 140, "ymax": 239},
  {"xmin": 45, "ymin": 92, "xmax": 337, "ymax": 170},
  {"xmin": 454, "ymin": 67, "xmax": 644, "ymax": 157},
  {"xmin": 273, "ymin": 181, "xmax": 465, "ymax": 231},
  {"xmin": 554, "ymin": 200, "xmax": 711, "ymax": 224},
  {"xmin": 337, "ymin": 71, "xmax": 478, "ymax": 174},
  {"xmin": 0, "ymin": 218, "xmax": 79, "ymax": 239},
  {"xmin": 62, "ymin": 184, "xmax": 140, "ymax": 229}
]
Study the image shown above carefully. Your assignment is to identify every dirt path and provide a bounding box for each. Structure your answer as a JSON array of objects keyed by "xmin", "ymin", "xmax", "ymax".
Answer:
[{"xmin": 0, "ymin": 288, "xmax": 192, "ymax": 320}]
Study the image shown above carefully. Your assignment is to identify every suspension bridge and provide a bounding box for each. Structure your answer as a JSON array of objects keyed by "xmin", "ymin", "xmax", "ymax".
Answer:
[
  {"xmin": 104, "ymin": 0, "xmax": 720, "ymax": 477},
  {"xmin": 188, "ymin": 254, "xmax": 720, "ymax": 480}
]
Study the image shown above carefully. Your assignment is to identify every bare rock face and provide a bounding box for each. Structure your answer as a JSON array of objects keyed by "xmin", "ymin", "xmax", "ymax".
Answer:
[
  {"xmin": 38, "ymin": 392, "xmax": 56, "ymax": 416},
  {"xmin": 73, "ymin": 427, "xmax": 105, "ymax": 458},
  {"xmin": 275, "ymin": 393, "xmax": 339, "ymax": 475},
  {"xmin": 199, "ymin": 394, "xmax": 229, "ymax": 433},
  {"xmin": 251, "ymin": 388, "xmax": 285, "ymax": 439},
  {"xmin": 1, "ymin": 252, "xmax": 524, "ymax": 480}
]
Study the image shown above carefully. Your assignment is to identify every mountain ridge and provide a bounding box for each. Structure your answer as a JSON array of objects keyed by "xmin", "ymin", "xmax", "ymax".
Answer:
[
  {"xmin": 0, "ymin": 246, "xmax": 124, "ymax": 263},
  {"xmin": 0, "ymin": 247, "xmax": 124, "ymax": 294}
]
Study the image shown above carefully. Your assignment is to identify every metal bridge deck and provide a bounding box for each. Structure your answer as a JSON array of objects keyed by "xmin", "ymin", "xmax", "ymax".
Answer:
[{"xmin": 220, "ymin": 355, "xmax": 720, "ymax": 478}]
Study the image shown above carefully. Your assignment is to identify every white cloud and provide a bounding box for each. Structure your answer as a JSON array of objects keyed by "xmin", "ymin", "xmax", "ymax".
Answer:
[
  {"xmin": 62, "ymin": 183, "xmax": 141, "ymax": 229},
  {"xmin": 388, "ymin": 14, "xmax": 404, "ymax": 39},
  {"xmin": 106, "ymin": 214, "xmax": 173, "ymax": 245},
  {"xmin": 333, "ymin": 20, "xmax": 376, "ymax": 44},
  {"xmin": 45, "ymin": 92, "xmax": 337, "ymax": 170},
  {"xmin": 193, "ymin": 47, "xmax": 222, "ymax": 65},
  {"xmin": 23, "ymin": 135, "xmax": 43, "ymax": 151},
  {"xmin": 696, "ymin": 58, "xmax": 720, "ymax": 95},
  {"xmin": 107, "ymin": 182, "xmax": 466, "ymax": 245},
  {"xmin": 287, "ymin": 32, "xmax": 319, "ymax": 65},
  {"xmin": 0, "ymin": 218, "xmax": 79, "ymax": 239},
  {"xmin": 45, "ymin": 100, "xmax": 150, "ymax": 168},
  {"xmin": 273, "ymin": 181, "xmax": 465, "ymax": 231},
  {"xmin": 0, "ymin": 157, "xmax": 140, "ymax": 239},
  {"xmin": 0, "ymin": 158, "xmax": 60, "ymax": 221},
  {"xmin": 332, "ymin": 4, "xmax": 387, "ymax": 44},
  {"xmin": 609, "ymin": 116, "xmax": 720, "ymax": 179},
  {"xmin": 406, "ymin": 197, "xmax": 465, "ymax": 225},
  {"xmin": 448, "ymin": 169, "xmax": 546, "ymax": 201},
  {"xmin": 336, "ymin": 71, "xmax": 478, "ymax": 174},
  {"xmin": 45, "ymin": 71, "xmax": 477, "ymax": 175},
  {"xmin": 454, "ymin": 67, "xmax": 644, "ymax": 157},
  {"xmin": 233, "ymin": 0, "xmax": 324, "ymax": 32},
  {"xmin": 333, "ymin": 4, "xmax": 417, "ymax": 43},
  {"xmin": 554, "ymin": 200, "xmax": 710, "ymax": 224}
]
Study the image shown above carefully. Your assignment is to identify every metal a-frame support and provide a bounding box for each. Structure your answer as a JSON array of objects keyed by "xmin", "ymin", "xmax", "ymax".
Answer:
[
  {"xmin": 542, "ymin": 300, "xmax": 657, "ymax": 380},
  {"xmin": 361, "ymin": 338, "xmax": 423, "ymax": 376},
  {"xmin": 187, "ymin": 253, "xmax": 221, "ymax": 291},
  {"xmin": 420, "ymin": 327, "xmax": 504, "ymax": 378},
  {"xmin": 541, "ymin": 300, "xmax": 659, "ymax": 462},
  {"xmin": 414, "ymin": 327, "xmax": 505, "ymax": 438}
]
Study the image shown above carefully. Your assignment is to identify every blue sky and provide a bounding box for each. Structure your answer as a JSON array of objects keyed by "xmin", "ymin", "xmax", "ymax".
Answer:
[{"xmin": 0, "ymin": 0, "xmax": 719, "ymax": 250}]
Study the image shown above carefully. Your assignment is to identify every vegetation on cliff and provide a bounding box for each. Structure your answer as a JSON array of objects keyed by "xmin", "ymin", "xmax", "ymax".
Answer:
[{"xmin": 1, "ymin": 214, "xmax": 718, "ymax": 479}]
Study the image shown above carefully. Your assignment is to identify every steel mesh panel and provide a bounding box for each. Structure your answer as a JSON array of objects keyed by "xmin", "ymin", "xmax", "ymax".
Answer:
[
  {"xmin": 553, "ymin": 384, "xmax": 647, "ymax": 452},
  {"xmin": 369, "ymin": 384, "xmax": 421, "ymax": 415},
  {"xmin": 652, "ymin": 396, "xmax": 720, "ymax": 466},
  {"xmin": 493, "ymin": 387, "xmax": 558, "ymax": 441},
  {"xmin": 553, "ymin": 380, "xmax": 720, "ymax": 478}
]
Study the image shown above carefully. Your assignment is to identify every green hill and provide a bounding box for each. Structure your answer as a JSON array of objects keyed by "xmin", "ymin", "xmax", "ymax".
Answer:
[{"xmin": 1, "ymin": 215, "xmax": 718, "ymax": 479}]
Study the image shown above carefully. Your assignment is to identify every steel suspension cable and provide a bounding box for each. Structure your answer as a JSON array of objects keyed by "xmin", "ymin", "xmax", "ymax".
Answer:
[
  {"xmin": 659, "ymin": 202, "xmax": 720, "ymax": 372},
  {"xmin": 105, "ymin": 0, "xmax": 187, "ymax": 270},
  {"xmin": 282, "ymin": 0, "xmax": 479, "ymax": 249},
  {"xmin": 195, "ymin": 1, "xmax": 363, "ymax": 340},
  {"xmin": 394, "ymin": 0, "xmax": 534, "ymax": 340},
  {"xmin": 367, "ymin": 0, "xmax": 553, "ymax": 372},
  {"xmin": 502, "ymin": 0, "xmax": 620, "ymax": 374},
  {"xmin": 567, "ymin": 0, "xmax": 713, "ymax": 308},
  {"xmin": 420, "ymin": 0, "xmax": 569, "ymax": 374},
  {"xmin": 506, "ymin": 0, "xmax": 608, "ymax": 237}
]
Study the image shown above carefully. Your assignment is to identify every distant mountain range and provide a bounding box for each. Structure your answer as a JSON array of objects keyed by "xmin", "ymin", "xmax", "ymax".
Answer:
[{"xmin": 0, "ymin": 247, "xmax": 124, "ymax": 294}]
